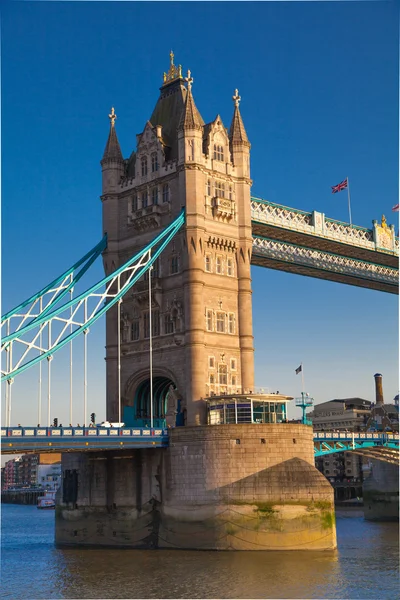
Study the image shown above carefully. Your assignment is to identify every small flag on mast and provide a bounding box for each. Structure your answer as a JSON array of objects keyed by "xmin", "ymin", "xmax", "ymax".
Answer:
[
  {"xmin": 331, "ymin": 178, "xmax": 348, "ymax": 194},
  {"xmin": 295, "ymin": 365, "xmax": 302, "ymax": 375},
  {"xmin": 392, "ymin": 204, "xmax": 399, "ymax": 212}
]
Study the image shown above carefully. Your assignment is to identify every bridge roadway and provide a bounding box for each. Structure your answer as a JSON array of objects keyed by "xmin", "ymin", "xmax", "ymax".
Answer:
[
  {"xmin": 250, "ymin": 198, "xmax": 399, "ymax": 294},
  {"xmin": 1, "ymin": 427, "xmax": 398, "ymax": 458}
]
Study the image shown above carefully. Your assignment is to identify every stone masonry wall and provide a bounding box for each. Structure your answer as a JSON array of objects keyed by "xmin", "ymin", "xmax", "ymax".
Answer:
[{"xmin": 55, "ymin": 424, "xmax": 337, "ymax": 550}]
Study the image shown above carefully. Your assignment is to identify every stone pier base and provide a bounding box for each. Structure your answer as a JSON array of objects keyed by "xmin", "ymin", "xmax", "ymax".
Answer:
[
  {"xmin": 363, "ymin": 459, "xmax": 399, "ymax": 521},
  {"xmin": 55, "ymin": 425, "xmax": 336, "ymax": 550}
]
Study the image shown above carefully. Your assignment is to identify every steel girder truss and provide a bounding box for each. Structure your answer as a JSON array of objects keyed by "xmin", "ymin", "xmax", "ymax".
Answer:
[
  {"xmin": 252, "ymin": 236, "xmax": 398, "ymax": 289},
  {"xmin": 314, "ymin": 439, "xmax": 399, "ymax": 463},
  {"xmin": 2, "ymin": 236, "xmax": 107, "ymax": 332},
  {"xmin": 1, "ymin": 210, "xmax": 185, "ymax": 382}
]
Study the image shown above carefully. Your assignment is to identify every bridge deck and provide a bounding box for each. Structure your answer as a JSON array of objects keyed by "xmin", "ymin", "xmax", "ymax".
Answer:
[
  {"xmin": 1, "ymin": 427, "xmax": 398, "ymax": 456},
  {"xmin": 0, "ymin": 427, "xmax": 169, "ymax": 454}
]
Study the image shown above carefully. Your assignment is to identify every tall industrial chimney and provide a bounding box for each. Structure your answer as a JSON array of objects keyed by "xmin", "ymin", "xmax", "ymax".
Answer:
[{"xmin": 374, "ymin": 373, "xmax": 384, "ymax": 405}]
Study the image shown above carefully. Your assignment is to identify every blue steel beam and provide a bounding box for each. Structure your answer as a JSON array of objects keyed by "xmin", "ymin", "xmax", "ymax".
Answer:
[
  {"xmin": 1, "ymin": 235, "xmax": 107, "ymax": 323},
  {"xmin": 313, "ymin": 432, "xmax": 399, "ymax": 457},
  {"xmin": 1, "ymin": 210, "xmax": 185, "ymax": 382}
]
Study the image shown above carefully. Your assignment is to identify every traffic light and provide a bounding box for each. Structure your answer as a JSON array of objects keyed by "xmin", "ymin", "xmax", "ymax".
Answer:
[
  {"xmin": 90, "ymin": 412, "xmax": 96, "ymax": 424},
  {"xmin": 53, "ymin": 418, "xmax": 58, "ymax": 427}
]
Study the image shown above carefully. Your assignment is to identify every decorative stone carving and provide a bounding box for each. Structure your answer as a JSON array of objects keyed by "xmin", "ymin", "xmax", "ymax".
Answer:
[
  {"xmin": 206, "ymin": 236, "xmax": 236, "ymax": 252},
  {"xmin": 212, "ymin": 197, "xmax": 235, "ymax": 221},
  {"xmin": 373, "ymin": 215, "xmax": 395, "ymax": 251}
]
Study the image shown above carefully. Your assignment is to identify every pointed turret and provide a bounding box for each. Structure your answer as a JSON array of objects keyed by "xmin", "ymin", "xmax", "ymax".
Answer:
[
  {"xmin": 177, "ymin": 70, "xmax": 205, "ymax": 165},
  {"xmin": 229, "ymin": 90, "xmax": 250, "ymax": 177},
  {"xmin": 178, "ymin": 70, "xmax": 204, "ymax": 131},
  {"xmin": 101, "ymin": 107, "xmax": 124, "ymax": 196},
  {"xmin": 101, "ymin": 107, "xmax": 124, "ymax": 164},
  {"xmin": 229, "ymin": 89, "xmax": 250, "ymax": 148}
]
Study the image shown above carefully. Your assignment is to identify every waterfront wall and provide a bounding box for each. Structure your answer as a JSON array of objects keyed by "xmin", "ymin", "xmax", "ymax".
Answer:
[
  {"xmin": 363, "ymin": 459, "xmax": 399, "ymax": 521},
  {"xmin": 55, "ymin": 424, "xmax": 336, "ymax": 550},
  {"xmin": 1, "ymin": 490, "xmax": 41, "ymax": 505}
]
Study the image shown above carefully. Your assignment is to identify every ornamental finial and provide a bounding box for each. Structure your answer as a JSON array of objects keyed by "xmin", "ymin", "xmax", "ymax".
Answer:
[
  {"xmin": 163, "ymin": 50, "xmax": 182, "ymax": 85},
  {"xmin": 233, "ymin": 89, "xmax": 241, "ymax": 108},
  {"xmin": 108, "ymin": 107, "xmax": 117, "ymax": 127},
  {"xmin": 185, "ymin": 69, "xmax": 193, "ymax": 91}
]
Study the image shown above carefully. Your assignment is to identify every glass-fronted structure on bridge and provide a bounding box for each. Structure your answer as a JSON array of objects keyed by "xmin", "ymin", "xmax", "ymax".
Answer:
[{"xmin": 206, "ymin": 393, "xmax": 293, "ymax": 425}]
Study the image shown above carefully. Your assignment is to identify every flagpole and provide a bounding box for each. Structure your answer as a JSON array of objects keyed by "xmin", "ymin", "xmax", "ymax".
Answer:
[
  {"xmin": 301, "ymin": 363, "xmax": 305, "ymax": 394},
  {"xmin": 347, "ymin": 177, "xmax": 352, "ymax": 226}
]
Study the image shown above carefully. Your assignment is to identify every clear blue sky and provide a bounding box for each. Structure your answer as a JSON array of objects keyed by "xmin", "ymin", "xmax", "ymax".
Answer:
[{"xmin": 1, "ymin": 0, "xmax": 399, "ymax": 430}]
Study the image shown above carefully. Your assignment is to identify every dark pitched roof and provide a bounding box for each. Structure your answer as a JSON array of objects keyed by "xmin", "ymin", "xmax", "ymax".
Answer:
[
  {"xmin": 101, "ymin": 124, "xmax": 123, "ymax": 163},
  {"xmin": 178, "ymin": 87, "xmax": 204, "ymax": 131},
  {"xmin": 229, "ymin": 105, "xmax": 250, "ymax": 147},
  {"xmin": 149, "ymin": 79, "xmax": 187, "ymax": 161}
]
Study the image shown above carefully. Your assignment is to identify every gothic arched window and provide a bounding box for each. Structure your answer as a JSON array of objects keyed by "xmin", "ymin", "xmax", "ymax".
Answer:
[
  {"xmin": 151, "ymin": 153, "xmax": 159, "ymax": 172},
  {"xmin": 142, "ymin": 190, "xmax": 148, "ymax": 208},
  {"xmin": 152, "ymin": 187, "xmax": 159, "ymax": 205},
  {"xmin": 141, "ymin": 156, "xmax": 148, "ymax": 176},
  {"xmin": 162, "ymin": 184, "xmax": 170, "ymax": 203}
]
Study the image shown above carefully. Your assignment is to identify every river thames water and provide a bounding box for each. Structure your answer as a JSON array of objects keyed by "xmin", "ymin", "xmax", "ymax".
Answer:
[{"xmin": 1, "ymin": 505, "xmax": 398, "ymax": 599}]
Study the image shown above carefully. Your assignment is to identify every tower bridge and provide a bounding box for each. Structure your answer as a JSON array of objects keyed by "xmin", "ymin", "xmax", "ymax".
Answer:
[{"xmin": 2, "ymin": 53, "xmax": 398, "ymax": 550}]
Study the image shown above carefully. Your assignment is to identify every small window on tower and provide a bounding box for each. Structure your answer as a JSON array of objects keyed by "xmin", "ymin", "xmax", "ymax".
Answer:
[
  {"xmin": 216, "ymin": 312, "xmax": 225, "ymax": 333},
  {"xmin": 231, "ymin": 358, "xmax": 237, "ymax": 370},
  {"xmin": 231, "ymin": 375, "xmax": 237, "ymax": 387},
  {"xmin": 151, "ymin": 153, "xmax": 159, "ymax": 173},
  {"xmin": 141, "ymin": 156, "xmax": 148, "ymax": 176},
  {"xmin": 132, "ymin": 194, "xmax": 138, "ymax": 212},
  {"xmin": 207, "ymin": 180, "xmax": 211, "ymax": 196},
  {"xmin": 218, "ymin": 364, "xmax": 227, "ymax": 385},
  {"xmin": 131, "ymin": 321, "xmax": 140, "ymax": 341},
  {"xmin": 163, "ymin": 184, "xmax": 170, "ymax": 203},
  {"xmin": 227, "ymin": 258, "xmax": 234, "ymax": 277},
  {"xmin": 228, "ymin": 314, "xmax": 235, "ymax": 335},
  {"xmin": 209, "ymin": 356, "xmax": 215, "ymax": 369},
  {"xmin": 152, "ymin": 187, "xmax": 159, "ymax": 205},
  {"xmin": 215, "ymin": 182, "xmax": 225, "ymax": 198},
  {"xmin": 205, "ymin": 254, "xmax": 212, "ymax": 273},
  {"xmin": 209, "ymin": 374, "xmax": 215, "ymax": 384},
  {"xmin": 142, "ymin": 190, "xmax": 148, "ymax": 208},
  {"xmin": 164, "ymin": 314, "xmax": 174, "ymax": 334},
  {"xmin": 213, "ymin": 145, "xmax": 224, "ymax": 161},
  {"xmin": 206, "ymin": 310, "xmax": 213, "ymax": 332},
  {"xmin": 216, "ymin": 256, "xmax": 222, "ymax": 274},
  {"xmin": 170, "ymin": 256, "xmax": 179, "ymax": 274},
  {"xmin": 229, "ymin": 186, "xmax": 233, "ymax": 200}
]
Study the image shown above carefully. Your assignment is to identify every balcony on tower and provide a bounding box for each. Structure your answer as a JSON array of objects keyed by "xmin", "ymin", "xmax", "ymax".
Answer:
[{"xmin": 206, "ymin": 393, "xmax": 293, "ymax": 425}]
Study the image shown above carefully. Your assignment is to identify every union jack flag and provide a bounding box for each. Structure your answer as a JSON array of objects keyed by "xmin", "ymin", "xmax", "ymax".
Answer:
[
  {"xmin": 331, "ymin": 178, "xmax": 348, "ymax": 194},
  {"xmin": 392, "ymin": 203, "xmax": 399, "ymax": 212}
]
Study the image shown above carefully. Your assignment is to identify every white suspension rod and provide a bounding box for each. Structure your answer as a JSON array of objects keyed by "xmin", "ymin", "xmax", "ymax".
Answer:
[
  {"xmin": 47, "ymin": 322, "xmax": 52, "ymax": 427},
  {"xmin": 149, "ymin": 263, "xmax": 153, "ymax": 429},
  {"xmin": 70, "ymin": 287, "xmax": 73, "ymax": 426},
  {"xmin": 38, "ymin": 296, "xmax": 42, "ymax": 425},
  {"xmin": 117, "ymin": 294, "xmax": 122, "ymax": 425},
  {"xmin": 5, "ymin": 321, "xmax": 10, "ymax": 425},
  {"xmin": 83, "ymin": 300, "xmax": 88, "ymax": 427}
]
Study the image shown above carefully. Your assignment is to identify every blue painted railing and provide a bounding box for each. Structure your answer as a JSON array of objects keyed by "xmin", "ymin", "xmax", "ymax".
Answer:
[
  {"xmin": 1, "ymin": 426, "xmax": 169, "ymax": 454},
  {"xmin": 313, "ymin": 431, "xmax": 399, "ymax": 457}
]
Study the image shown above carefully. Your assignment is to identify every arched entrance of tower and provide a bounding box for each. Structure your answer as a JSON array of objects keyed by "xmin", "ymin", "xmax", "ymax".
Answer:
[{"xmin": 123, "ymin": 376, "xmax": 185, "ymax": 428}]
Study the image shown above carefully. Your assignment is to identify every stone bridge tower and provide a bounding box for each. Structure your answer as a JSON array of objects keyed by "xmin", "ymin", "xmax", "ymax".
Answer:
[{"xmin": 101, "ymin": 53, "xmax": 254, "ymax": 426}]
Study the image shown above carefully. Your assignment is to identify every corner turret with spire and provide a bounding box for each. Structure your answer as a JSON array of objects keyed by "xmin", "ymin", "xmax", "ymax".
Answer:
[{"xmin": 101, "ymin": 107, "xmax": 124, "ymax": 194}]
